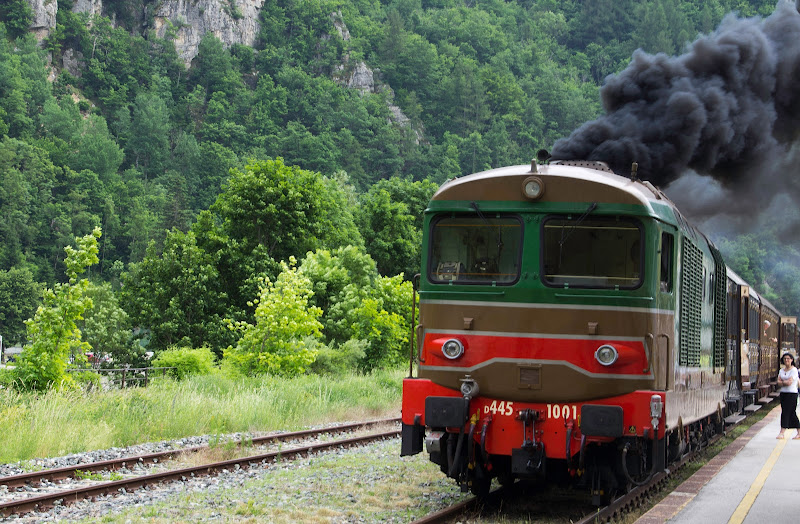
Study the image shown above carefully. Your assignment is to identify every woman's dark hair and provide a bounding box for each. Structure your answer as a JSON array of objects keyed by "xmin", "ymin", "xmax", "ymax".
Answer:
[{"xmin": 782, "ymin": 353, "xmax": 795, "ymax": 366}]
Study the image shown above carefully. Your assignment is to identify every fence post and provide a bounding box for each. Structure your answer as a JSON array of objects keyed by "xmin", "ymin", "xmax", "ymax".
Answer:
[
  {"xmin": 144, "ymin": 368, "xmax": 149, "ymax": 387},
  {"xmin": 122, "ymin": 366, "xmax": 127, "ymax": 388}
]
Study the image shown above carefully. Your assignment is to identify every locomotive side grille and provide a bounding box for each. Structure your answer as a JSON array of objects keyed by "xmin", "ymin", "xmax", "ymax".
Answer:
[
  {"xmin": 710, "ymin": 246, "xmax": 727, "ymax": 369},
  {"xmin": 680, "ymin": 238, "xmax": 703, "ymax": 367}
]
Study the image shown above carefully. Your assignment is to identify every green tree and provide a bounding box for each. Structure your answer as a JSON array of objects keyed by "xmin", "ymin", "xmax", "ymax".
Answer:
[
  {"xmin": 350, "ymin": 295, "xmax": 408, "ymax": 370},
  {"xmin": 0, "ymin": 137, "xmax": 61, "ymax": 281},
  {"xmin": 13, "ymin": 228, "xmax": 101, "ymax": 391},
  {"xmin": 123, "ymin": 91, "xmax": 171, "ymax": 180},
  {"xmin": 0, "ymin": 267, "xmax": 41, "ymax": 347},
  {"xmin": 119, "ymin": 229, "xmax": 231, "ymax": 354},
  {"xmin": 70, "ymin": 115, "xmax": 125, "ymax": 181},
  {"xmin": 300, "ymin": 245, "xmax": 378, "ymax": 340},
  {"xmin": 78, "ymin": 281, "xmax": 131, "ymax": 367},
  {"xmin": 322, "ymin": 273, "xmax": 413, "ymax": 371},
  {"xmin": 211, "ymin": 158, "xmax": 357, "ymax": 264},
  {"xmin": 0, "ymin": 2, "xmax": 34, "ymax": 40},
  {"xmin": 224, "ymin": 258, "xmax": 322, "ymax": 376},
  {"xmin": 0, "ymin": 26, "xmax": 33, "ymax": 138},
  {"xmin": 355, "ymin": 187, "xmax": 418, "ymax": 277}
]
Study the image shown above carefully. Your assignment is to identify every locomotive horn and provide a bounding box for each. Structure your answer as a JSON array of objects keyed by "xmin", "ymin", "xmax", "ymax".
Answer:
[{"xmin": 536, "ymin": 149, "xmax": 551, "ymax": 163}]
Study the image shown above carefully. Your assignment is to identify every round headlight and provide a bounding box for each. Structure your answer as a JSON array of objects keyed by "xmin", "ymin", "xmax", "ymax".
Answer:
[
  {"xmin": 595, "ymin": 345, "xmax": 619, "ymax": 366},
  {"xmin": 522, "ymin": 176, "xmax": 544, "ymax": 200},
  {"xmin": 442, "ymin": 339, "xmax": 464, "ymax": 359}
]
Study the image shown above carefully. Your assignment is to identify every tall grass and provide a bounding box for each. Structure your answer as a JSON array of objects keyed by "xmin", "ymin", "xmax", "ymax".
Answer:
[{"xmin": 0, "ymin": 368, "xmax": 404, "ymax": 464}]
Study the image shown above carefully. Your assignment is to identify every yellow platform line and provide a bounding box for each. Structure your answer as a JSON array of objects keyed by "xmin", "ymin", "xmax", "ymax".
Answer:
[{"xmin": 727, "ymin": 437, "xmax": 787, "ymax": 523}]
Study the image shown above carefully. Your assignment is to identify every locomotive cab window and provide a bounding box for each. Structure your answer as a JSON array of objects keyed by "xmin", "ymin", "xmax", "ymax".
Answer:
[
  {"xmin": 542, "ymin": 216, "xmax": 643, "ymax": 289},
  {"xmin": 429, "ymin": 215, "xmax": 522, "ymax": 284}
]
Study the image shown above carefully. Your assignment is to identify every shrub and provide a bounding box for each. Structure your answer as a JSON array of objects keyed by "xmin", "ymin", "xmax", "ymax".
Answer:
[
  {"xmin": 308, "ymin": 338, "xmax": 367, "ymax": 376},
  {"xmin": 224, "ymin": 259, "xmax": 322, "ymax": 377},
  {"xmin": 152, "ymin": 346, "xmax": 216, "ymax": 380},
  {"xmin": 70, "ymin": 369, "xmax": 101, "ymax": 391},
  {"xmin": 0, "ymin": 367, "xmax": 17, "ymax": 389}
]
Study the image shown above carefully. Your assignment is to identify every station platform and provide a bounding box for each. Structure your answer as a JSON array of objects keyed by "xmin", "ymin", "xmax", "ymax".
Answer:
[{"xmin": 636, "ymin": 404, "xmax": 800, "ymax": 523}]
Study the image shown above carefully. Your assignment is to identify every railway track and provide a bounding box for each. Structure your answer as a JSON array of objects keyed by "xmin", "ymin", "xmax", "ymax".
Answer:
[
  {"xmin": 0, "ymin": 418, "xmax": 400, "ymax": 518},
  {"xmin": 409, "ymin": 417, "xmax": 738, "ymax": 524}
]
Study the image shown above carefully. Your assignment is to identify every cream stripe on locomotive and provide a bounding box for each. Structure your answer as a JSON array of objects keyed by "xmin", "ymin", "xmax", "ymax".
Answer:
[
  {"xmin": 420, "ymin": 357, "xmax": 655, "ymax": 380},
  {"xmin": 420, "ymin": 299, "xmax": 674, "ymax": 316}
]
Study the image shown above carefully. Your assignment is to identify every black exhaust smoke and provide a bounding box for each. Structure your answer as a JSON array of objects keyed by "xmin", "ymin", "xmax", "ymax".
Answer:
[{"xmin": 550, "ymin": 1, "xmax": 800, "ymax": 187}]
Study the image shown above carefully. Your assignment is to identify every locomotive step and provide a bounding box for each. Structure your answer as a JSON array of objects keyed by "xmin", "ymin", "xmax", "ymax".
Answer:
[{"xmin": 724, "ymin": 414, "xmax": 747, "ymax": 425}]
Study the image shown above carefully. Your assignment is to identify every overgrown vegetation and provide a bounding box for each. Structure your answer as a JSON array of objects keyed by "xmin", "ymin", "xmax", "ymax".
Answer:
[
  {"xmin": 12, "ymin": 229, "xmax": 100, "ymax": 391},
  {"xmin": 0, "ymin": 368, "xmax": 403, "ymax": 464},
  {"xmin": 151, "ymin": 346, "xmax": 217, "ymax": 380}
]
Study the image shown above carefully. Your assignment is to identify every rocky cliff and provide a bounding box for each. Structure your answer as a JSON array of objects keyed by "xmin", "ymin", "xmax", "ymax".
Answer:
[
  {"xmin": 27, "ymin": 0, "xmax": 57, "ymax": 41},
  {"xmin": 151, "ymin": 0, "xmax": 266, "ymax": 67},
  {"xmin": 24, "ymin": 0, "xmax": 419, "ymax": 138},
  {"xmin": 26, "ymin": 0, "xmax": 265, "ymax": 67}
]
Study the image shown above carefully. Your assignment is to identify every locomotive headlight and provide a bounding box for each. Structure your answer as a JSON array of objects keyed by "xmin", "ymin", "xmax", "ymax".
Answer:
[
  {"xmin": 595, "ymin": 344, "xmax": 619, "ymax": 366},
  {"xmin": 521, "ymin": 176, "xmax": 545, "ymax": 200},
  {"xmin": 441, "ymin": 338, "xmax": 464, "ymax": 359}
]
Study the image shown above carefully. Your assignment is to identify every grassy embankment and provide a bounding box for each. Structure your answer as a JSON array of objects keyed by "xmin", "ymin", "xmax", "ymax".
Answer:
[{"xmin": 0, "ymin": 368, "xmax": 404, "ymax": 465}]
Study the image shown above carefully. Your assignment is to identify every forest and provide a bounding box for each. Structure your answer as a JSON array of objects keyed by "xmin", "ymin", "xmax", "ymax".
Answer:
[{"xmin": 0, "ymin": 0, "xmax": 798, "ymax": 389}]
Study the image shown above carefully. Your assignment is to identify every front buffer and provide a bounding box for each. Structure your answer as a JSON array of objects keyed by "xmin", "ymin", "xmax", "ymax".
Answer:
[{"xmin": 401, "ymin": 377, "xmax": 666, "ymax": 502}]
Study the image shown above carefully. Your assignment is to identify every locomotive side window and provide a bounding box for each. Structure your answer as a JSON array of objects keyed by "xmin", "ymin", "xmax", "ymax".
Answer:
[
  {"xmin": 542, "ymin": 216, "xmax": 642, "ymax": 289},
  {"xmin": 429, "ymin": 215, "xmax": 522, "ymax": 284},
  {"xmin": 660, "ymin": 233, "xmax": 674, "ymax": 292}
]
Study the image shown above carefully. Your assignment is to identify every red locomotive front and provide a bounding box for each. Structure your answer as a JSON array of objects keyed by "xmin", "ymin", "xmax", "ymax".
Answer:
[{"xmin": 400, "ymin": 161, "xmax": 725, "ymax": 501}]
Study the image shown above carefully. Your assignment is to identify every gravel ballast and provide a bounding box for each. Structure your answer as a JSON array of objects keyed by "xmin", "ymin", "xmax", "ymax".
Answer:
[{"xmin": 1, "ymin": 434, "xmax": 468, "ymax": 523}]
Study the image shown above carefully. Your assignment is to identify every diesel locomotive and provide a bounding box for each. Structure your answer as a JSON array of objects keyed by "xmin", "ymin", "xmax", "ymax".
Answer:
[{"xmin": 400, "ymin": 156, "xmax": 797, "ymax": 502}]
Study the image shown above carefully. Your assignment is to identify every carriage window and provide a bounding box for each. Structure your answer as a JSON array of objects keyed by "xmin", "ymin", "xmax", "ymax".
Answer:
[
  {"xmin": 542, "ymin": 216, "xmax": 643, "ymax": 289},
  {"xmin": 429, "ymin": 215, "xmax": 522, "ymax": 284}
]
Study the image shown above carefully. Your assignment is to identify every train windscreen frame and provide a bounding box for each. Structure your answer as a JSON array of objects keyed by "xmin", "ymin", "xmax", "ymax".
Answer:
[
  {"xmin": 541, "ymin": 215, "xmax": 643, "ymax": 289},
  {"xmin": 428, "ymin": 214, "xmax": 522, "ymax": 285}
]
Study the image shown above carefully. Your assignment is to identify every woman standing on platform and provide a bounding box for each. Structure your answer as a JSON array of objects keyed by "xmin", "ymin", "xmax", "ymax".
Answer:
[{"xmin": 776, "ymin": 352, "xmax": 800, "ymax": 439}]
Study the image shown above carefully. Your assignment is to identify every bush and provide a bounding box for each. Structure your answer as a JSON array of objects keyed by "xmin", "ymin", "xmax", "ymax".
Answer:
[
  {"xmin": 308, "ymin": 338, "xmax": 367, "ymax": 376},
  {"xmin": 151, "ymin": 346, "xmax": 216, "ymax": 380},
  {"xmin": 0, "ymin": 367, "xmax": 17, "ymax": 389},
  {"xmin": 70, "ymin": 369, "xmax": 101, "ymax": 391}
]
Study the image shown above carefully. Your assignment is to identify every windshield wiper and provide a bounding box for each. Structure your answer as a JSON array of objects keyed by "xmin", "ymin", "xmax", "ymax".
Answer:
[
  {"xmin": 470, "ymin": 201, "xmax": 487, "ymax": 223},
  {"xmin": 558, "ymin": 202, "xmax": 597, "ymax": 266},
  {"xmin": 559, "ymin": 202, "xmax": 597, "ymax": 247},
  {"xmin": 471, "ymin": 201, "xmax": 504, "ymax": 252}
]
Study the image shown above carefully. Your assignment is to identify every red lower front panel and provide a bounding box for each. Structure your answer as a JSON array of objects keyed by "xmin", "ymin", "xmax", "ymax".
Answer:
[{"xmin": 402, "ymin": 378, "xmax": 665, "ymax": 459}]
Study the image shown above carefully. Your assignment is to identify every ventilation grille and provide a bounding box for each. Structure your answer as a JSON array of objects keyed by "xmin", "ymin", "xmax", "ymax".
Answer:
[
  {"xmin": 710, "ymin": 245, "xmax": 727, "ymax": 369},
  {"xmin": 549, "ymin": 159, "xmax": 615, "ymax": 173},
  {"xmin": 680, "ymin": 238, "xmax": 703, "ymax": 367}
]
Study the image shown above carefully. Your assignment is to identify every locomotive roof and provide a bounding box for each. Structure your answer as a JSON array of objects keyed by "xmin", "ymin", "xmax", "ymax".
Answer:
[{"xmin": 432, "ymin": 162, "xmax": 670, "ymax": 212}]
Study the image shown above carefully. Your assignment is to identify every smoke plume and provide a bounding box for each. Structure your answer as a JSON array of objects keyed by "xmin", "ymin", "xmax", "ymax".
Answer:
[{"xmin": 550, "ymin": 1, "xmax": 800, "ymax": 188}]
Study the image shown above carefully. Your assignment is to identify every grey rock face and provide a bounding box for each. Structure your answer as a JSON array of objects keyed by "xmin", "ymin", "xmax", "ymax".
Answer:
[
  {"xmin": 27, "ymin": 0, "xmax": 57, "ymax": 40},
  {"xmin": 152, "ymin": 0, "xmax": 267, "ymax": 67}
]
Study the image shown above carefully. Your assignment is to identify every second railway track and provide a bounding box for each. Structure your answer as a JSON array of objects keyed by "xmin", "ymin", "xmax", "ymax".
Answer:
[{"xmin": 0, "ymin": 418, "xmax": 400, "ymax": 518}]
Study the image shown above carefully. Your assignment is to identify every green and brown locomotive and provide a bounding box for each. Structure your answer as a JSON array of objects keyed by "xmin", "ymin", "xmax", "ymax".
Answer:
[{"xmin": 401, "ymin": 156, "xmax": 789, "ymax": 502}]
